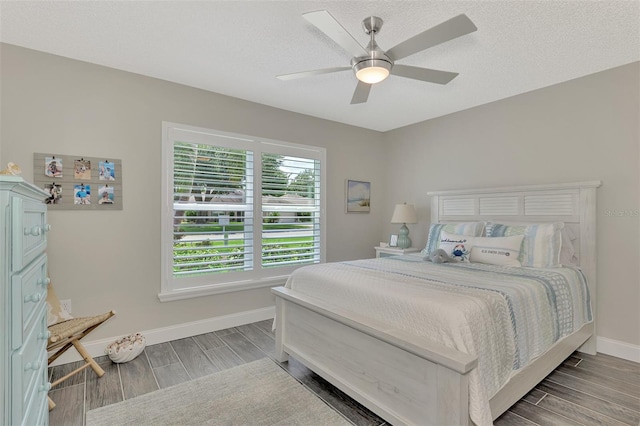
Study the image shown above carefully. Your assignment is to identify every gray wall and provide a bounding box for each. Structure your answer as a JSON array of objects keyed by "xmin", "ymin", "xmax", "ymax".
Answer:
[
  {"xmin": 0, "ymin": 44, "xmax": 387, "ymax": 340},
  {"xmin": 381, "ymin": 62, "xmax": 640, "ymax": 346},
  {"xmin": 1, "ymin": 43, "xmax": 638, "ymax": 349}
]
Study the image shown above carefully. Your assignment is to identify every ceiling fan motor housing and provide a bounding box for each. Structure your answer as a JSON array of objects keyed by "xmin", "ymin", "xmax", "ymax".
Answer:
[{"xmin": 362, "ymin": 16, "xmax": 384, "ymax": 34}]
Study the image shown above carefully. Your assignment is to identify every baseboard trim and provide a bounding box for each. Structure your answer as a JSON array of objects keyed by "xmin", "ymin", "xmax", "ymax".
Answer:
[
  {"xmin": 597, "ymin": 336, "xmax": 640, "ymax": 363},
  {"xmin": 50, "ymin": 306, "xmax": 275, "ymax": 366},
  {"xmin": 51, "ymin": 317, "xmax": 639, "ymax": 367}
]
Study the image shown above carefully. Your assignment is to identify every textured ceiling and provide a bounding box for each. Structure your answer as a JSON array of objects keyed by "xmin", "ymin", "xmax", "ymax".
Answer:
[{"xmin": 1, "ymin": 1, "xmax": 639, "ymax": 132}]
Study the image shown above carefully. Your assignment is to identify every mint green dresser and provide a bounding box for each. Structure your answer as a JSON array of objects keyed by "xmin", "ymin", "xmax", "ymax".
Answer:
[{"xmin": 1, "ymin": 176, "xmax": 51, "ymax": 426}]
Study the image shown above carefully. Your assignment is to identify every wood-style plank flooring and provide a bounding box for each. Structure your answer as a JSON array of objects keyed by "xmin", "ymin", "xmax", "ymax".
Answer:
[{"xmin": 48, "ymin": 320, "xmax": 640, "ymax": 425}]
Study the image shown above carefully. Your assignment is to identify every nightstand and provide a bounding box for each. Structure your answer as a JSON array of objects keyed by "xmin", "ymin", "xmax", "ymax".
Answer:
[{"xmin": 374, "ymin": 246, "xmax": 421, "ymax": 258}]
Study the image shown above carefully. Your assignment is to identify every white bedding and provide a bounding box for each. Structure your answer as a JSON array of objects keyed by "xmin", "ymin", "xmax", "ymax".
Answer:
[{"xmin": 284, "ymin": 254, "xmax": 592, "ymax": 426}]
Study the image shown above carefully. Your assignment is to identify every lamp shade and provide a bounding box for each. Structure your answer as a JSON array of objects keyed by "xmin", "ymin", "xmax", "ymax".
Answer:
[{"xmin": 391, "ymin": 203, "xmax": 417, "ymax": 224}]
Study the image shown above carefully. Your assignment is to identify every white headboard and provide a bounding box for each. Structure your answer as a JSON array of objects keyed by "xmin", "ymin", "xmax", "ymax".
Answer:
[{"xmin": 428, "ymin": 181, "xmax": 601, "ymax": 352}]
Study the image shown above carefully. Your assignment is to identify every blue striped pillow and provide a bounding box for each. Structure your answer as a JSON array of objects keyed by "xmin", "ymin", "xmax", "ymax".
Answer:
[
  {"xmin": 422, "ymin": 222, "xmax": 486, "ymax": 255},
  {"xmin": 485, "ymin": 222, "xmax": 564, "ymax": 268}
]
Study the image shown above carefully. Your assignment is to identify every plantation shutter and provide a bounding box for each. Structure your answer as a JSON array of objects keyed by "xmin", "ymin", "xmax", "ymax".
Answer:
[
  {"xmin": 172, "ymin": 142, "xmax": 254, "ymax": 276},
  {"xmin": 261, "ymin": 154, "xmax": 321, "ymax": 267},
  {"xmin": 162, "ymin": 122, "xmax": 325, "ymax": 298}
]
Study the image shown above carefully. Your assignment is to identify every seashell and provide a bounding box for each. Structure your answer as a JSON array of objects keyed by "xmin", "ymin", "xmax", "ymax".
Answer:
[
  {"xmin": 0, "ymin": 162, "xmax": 21, "ymax": 175},
  {"xmin": 105, "ymin": 333, "xmax": 146, "ymax": 363}
]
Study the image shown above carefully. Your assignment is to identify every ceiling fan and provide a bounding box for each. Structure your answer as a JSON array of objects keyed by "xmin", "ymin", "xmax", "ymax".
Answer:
[{"xmin": 277, "ymin": 10, "xmax": 477, "ymax": 104}]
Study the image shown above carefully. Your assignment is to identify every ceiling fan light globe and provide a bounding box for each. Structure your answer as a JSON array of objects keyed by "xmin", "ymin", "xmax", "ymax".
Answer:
[
  {"xmin": 356, "ymin": 67, "xmax": 389, "ymax": 84},
  {"xmin": 353, "ymin": 59, "xmax": 391, "ymax": 84}
]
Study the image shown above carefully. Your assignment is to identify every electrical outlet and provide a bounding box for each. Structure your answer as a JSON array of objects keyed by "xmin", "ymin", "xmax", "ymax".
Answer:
[{"xmin": 60, "ymin": 299, "xmax": 72, "ymax": 314}]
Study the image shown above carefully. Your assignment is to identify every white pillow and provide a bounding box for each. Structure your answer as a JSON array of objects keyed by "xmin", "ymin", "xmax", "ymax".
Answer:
[
  {"xmin": 469, "ymin": 235, "xmax": 525, "ymax": 267},
  {"xmin": 439, "ymin": 231, "xmax": 525, "ymax": 266}
]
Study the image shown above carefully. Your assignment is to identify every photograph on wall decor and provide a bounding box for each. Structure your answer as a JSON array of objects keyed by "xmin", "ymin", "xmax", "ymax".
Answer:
[
  {"xmin": 44, "ymin": 183, "xmax": 62, "ymax": 204},
  {"xmin": 74, "ymin": 159, "xmax": 92, "ymax": 180},
  {"xmin": 98, "ymin": 185, "xmax": 114, "ymax": 204},
  {"xmin": 45, "ymin": 156, "xmax": 63, "ymax": 178},
  {"xmin": 346, "ymin": 180, "xmax": 371, "ymax": 213},
  {"xmin": 99, "ymin": 160, "xmax": 116, "ymax": 181},
  {"xmin": 74, "ymin": 184, "xmax": 91, "ymax": 204}
]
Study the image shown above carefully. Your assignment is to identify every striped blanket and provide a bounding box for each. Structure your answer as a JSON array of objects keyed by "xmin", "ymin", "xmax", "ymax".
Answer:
[{"xmin": 285, "ymin": 254, "xmax": 592, "ymax": 426}]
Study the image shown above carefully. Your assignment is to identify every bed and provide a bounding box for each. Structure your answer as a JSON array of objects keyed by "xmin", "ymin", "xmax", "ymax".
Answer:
[{"xmin": 271, "ymin": 181, "xmax": 601, "ymax": 425}]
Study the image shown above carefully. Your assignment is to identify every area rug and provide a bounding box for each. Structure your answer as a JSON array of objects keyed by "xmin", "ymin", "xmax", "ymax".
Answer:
[{"xmin": 86, "ymin": 358, "xmax": 351, "ymax": 425}]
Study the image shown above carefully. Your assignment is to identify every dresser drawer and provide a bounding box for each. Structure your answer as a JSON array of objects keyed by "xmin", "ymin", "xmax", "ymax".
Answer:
[
  {"xmin": 24, "ymin": 390, "xmax": 49, "ymax": 426},
  {"xmin": 11, "ymin": 306, "xmax": 49, "ymax": 426},
  {"xmin": 12, "ymin": 253, "xmax": 48, "ymax": 350},
  {"xmin": 11, "ymin": 196, "xmax": 49, "ymax": 271}
]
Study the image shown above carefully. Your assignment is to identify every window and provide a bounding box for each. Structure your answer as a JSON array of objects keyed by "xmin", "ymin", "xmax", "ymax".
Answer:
[{"xmin": 160, "ymin": 122, "xmax": 325, "ymax": 301}]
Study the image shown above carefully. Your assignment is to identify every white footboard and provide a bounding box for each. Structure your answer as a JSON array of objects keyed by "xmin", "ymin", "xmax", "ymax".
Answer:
[{"xmin": 272, "ymin": 286, "xmax": 478, "ymax": 426}]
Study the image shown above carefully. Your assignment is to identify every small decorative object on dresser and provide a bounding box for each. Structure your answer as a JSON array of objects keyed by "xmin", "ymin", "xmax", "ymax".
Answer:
[
  {"xmin": 1, "ymin": 175, "xmax": 51, "ymax": 426},
  {"xmin": 0, "ymin": 161, "xmax": 22, "ymax": 175}
]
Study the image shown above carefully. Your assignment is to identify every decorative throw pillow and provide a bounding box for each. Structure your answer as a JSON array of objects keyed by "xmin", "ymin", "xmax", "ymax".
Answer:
[
  {"xmin": 469, "ymin": 235, "xmax": 525, "ymax": 267},
  {"xmin": 46, "ymin": 283, "xmax": 73, "ymax": 326},
  {"xmin": 422, "ymin": 222, "xmax": 485, "ymax": 256},
  {"xmin": 438, "ymin": 232, "xmax": 524, "ymax": 266},
  {"xmin": 438, "ymin": 231, "xmax": 476, "ymax": 262},
  {"xmin": 485, "ymin": 222, "xmax": 564, "ymax": 268}
]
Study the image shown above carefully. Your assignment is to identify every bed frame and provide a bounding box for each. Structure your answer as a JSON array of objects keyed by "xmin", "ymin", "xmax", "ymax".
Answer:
[{"xmin": 272, "ymin": 181, "xmax": 601, "ymax": 425}]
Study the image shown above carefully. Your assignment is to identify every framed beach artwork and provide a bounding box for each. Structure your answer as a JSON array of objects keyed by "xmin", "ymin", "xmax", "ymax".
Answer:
[{"xmin": 346, "ymin": 180, "xmax": 370, "ymax": 213}]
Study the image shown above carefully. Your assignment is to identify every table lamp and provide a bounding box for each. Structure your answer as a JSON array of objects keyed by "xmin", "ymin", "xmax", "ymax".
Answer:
[{"xmin": 391, "ymin": 203, "xmax": 417, "ymax": 249}]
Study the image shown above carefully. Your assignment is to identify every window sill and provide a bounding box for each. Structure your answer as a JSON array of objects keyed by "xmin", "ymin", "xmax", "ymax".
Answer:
[{"xmin": 158, "ymin": 275, "xmax": 289, "ymax": 302}]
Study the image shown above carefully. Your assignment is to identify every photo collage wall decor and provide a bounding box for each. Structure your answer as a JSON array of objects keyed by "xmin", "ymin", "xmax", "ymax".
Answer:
[{"xmin": 33, "ymin": 153, "xmax": 123, "ymax": 210}]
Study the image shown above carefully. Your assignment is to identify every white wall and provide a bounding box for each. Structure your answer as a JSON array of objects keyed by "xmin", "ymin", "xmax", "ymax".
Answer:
[
  {"xmin": 382, "ymin": 62, "xmax": 640, "ymax": 348},
  {"xmin": 0, "ymin": 43, "xmax": 387, "ymax": 341}
]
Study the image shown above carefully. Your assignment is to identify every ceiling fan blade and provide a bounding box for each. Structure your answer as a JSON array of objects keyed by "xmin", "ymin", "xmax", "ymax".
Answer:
[
  {"xmin": 303, "ymin": 10, "xmax": 369, "ymax": 58},
  {"xmin": 350, "ymin": 81, "xmax": 371, "ymax": 104},
  {"xmin": 386, "ymin": 14, "xmax": 477, "ymax": 61},
  {"xmin": 277, "ymin": 67, "xmax": 350, "ymax": 81},
  {"xmin": 391, "ymin": 65, "xmax": 459, "ymax": 84}
]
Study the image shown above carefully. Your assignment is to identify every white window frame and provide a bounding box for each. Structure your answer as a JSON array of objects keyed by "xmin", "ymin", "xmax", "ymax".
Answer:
[{"xmin": 159, "ymin": 122, "xmax": 326, "ymax": 301}]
